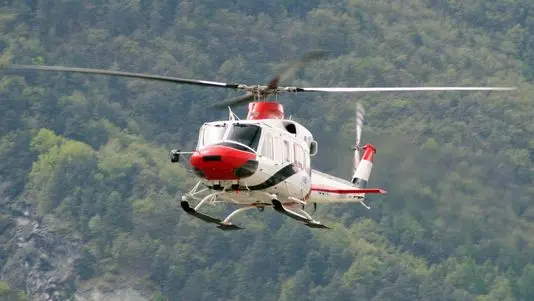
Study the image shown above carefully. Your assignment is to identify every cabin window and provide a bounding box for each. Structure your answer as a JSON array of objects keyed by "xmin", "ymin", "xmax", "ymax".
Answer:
[
  {"xmin": 304, "ymin": 149, "xmax": 311, "ymax": 174},
  {"xmin": 201, "ymin": 124, "xmax": 226, "ymax": 147},
  {"xmin": 294, "ymin": 143, "xmax": 305, "ymax": 169},
  {"xmin": 261, "ymin": 133, "xmax": 274, "ymax": 160},
  {"xmin": 283, "ymin": 140, "xmax": 291, "ymax": 162},
  {"xmin": 272, "ymin": 137, "xmax": 281, "ymax": 161},
  {"xmin": 227, "ymin": 123, "xmax": 262, "ymax": 151}
]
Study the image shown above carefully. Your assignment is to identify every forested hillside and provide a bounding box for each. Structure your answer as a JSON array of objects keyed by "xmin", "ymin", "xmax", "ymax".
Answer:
[{"xmin": 0, "ymin": 1, "xmax": 533, "ymax": 300}]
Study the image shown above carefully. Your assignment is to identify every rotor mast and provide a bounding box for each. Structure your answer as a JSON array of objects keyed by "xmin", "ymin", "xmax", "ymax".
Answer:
[{"xmin": 247, "ymin": 101, "xmax": 285, "ymax": 120}]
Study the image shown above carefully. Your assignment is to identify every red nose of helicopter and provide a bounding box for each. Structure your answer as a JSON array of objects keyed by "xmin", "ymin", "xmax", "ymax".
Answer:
[{"xmin": 189, "ymin": 145, "xmax": 259, "ymax": 180}]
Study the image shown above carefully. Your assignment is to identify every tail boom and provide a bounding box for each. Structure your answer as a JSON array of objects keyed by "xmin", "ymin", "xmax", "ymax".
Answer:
[
  {"xmin": 309, "ymin": 169, "xmax": 386, "ymax": 204},
  {"xmin": 309, "ymin": 184, "xmax": 387, "ymax": 204}
]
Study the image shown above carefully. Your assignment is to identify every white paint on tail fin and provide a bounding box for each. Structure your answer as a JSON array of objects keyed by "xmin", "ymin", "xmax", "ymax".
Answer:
[{"xmin": 351, "ymin": 144, "xmax": 375, "ymax": 188}]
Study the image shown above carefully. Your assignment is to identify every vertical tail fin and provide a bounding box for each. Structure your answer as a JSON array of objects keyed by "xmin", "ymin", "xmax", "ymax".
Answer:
[
  {"xmin": 351, "ymin": 144, "xmax": 376, "ymax": 188},
  {"xmin": 348, "ymin": 102, "xmax": 382, "ymax": 209}
]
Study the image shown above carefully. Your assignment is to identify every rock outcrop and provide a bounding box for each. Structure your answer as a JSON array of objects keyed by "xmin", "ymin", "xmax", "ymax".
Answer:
[
  {"xmin": 1, "ymin": 201, "xmax": 81, "ymax": 301},
  {"xmin": 0, "ymin": 185, "xmax": 148, "ymax": 301}
]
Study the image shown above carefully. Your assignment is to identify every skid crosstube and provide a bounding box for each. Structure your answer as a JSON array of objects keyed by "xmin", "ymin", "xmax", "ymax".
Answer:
[
  {"xmin": 180, "ymin": 201, "xmax": 243, "ymax": 230},
  {"xmin": 271, "ymin": 200, "xmax": 329, "ymax": 229}
]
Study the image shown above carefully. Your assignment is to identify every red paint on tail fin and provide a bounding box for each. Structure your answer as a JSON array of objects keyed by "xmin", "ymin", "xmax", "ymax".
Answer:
[{"xmin": 361, "ymin": 144, "xmax": 376, "ymax": 162}]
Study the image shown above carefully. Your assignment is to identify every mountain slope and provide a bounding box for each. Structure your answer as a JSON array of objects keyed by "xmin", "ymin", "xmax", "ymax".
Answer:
[{"xmin": 0, "ymin": 1, "xmax": 533, "ymax": 300}]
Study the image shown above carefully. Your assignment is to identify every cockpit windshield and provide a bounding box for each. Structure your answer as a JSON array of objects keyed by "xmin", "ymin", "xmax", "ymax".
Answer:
[
  {"xmin": 226, "ymin": 123, "xmax": 262, "ymax": 151},
  {"xmin": 201, "ymin": 124, "xmax": 226, "ymax": 147}
]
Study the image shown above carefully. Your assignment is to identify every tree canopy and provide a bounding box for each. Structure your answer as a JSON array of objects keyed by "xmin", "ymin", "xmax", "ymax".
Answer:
[{"xmin": 0, "ymin": 1, "xmax": 533, "ymax": 300}]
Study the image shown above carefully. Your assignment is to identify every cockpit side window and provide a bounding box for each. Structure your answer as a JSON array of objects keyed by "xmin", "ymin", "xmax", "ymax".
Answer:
[
  {"xmin": 196, "ymin": 127, "xmax": 204, "ymax": 150},
  {"xmin": 200, "ymin": 123, "xmax": 226, "ymax": 147},
  {"xmin": 227, "ymin": 123, "xmax": 262, "ymax": 151}
]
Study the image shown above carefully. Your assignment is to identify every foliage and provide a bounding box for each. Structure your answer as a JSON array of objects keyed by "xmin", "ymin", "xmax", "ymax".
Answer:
[
  {"xmin": 0, "ymin": 280, "xmax": 29, "ymax": 301},
  {"xmin": 0, "ymin": 0, "xmax": 533, "ymax": 300}
]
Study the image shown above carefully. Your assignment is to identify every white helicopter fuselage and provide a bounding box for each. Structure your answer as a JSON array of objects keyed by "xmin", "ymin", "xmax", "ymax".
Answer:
[{"xmin": 189, "ymin": 118, "xmax": 370, "ymax": 207}]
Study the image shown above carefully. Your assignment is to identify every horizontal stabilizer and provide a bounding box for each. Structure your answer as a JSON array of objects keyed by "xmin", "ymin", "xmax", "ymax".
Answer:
[{"xmin": 311, "ymin": 186, "xmax": 387, "ymax": 194}]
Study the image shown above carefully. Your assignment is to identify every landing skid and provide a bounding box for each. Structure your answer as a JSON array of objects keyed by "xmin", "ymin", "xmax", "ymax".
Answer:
[
  {"xmin": 179, "ymin": 181, "xmax": 329, "ymax": 230},
  {"xmin": 180, "ymin": 182, "xmax": 254, "ymax": 230},
  {"xmin": 272, "ymin": 200, "xmax": 329, "ymax": 229}
]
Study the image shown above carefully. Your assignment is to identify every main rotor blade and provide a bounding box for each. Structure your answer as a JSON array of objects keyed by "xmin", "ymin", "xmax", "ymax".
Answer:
[
  {"xmin": 209, "ymin": 93, "xmax": 255, "ymax": 109},
  {"xmin": 287, "ymin": 86, "xmax": 517, "ymax": 92},
  {"xmin": 6, "ymin": 64, "xmax": 242, "ymax": 89},
  {"xmin": 267, "ymin": 50, "xmax": 328, "ymax": 89}
]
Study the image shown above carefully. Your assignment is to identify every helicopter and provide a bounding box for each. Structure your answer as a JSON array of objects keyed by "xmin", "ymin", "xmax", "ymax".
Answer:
[{"xmin": 4, "ymin": 51, "xmax": 516, "ymax": 230}]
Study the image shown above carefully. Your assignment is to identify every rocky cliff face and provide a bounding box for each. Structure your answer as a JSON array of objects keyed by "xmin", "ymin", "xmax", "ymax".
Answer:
[
  {"xmin": 1, "ymin": 199, "xmax": 81, "ymax": 301},
  {"xmin": 0, "ymin": 199, "xmax": 148, "ymax": 301}
]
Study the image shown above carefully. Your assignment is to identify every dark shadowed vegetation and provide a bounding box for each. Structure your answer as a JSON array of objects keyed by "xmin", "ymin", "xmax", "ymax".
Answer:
[{"xmin": 0, "ymin": 0, "xmax": 533, "ymax": 300}]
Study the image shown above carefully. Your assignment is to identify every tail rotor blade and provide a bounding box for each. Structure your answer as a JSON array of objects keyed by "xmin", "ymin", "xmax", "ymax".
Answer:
[
  {"xmin": 353, "ymin": 102, "xmax": 365, "ymax": 174},
  {"xmin": 354, "ymin": 148, "xmax": 360, "ymax": 173},
  {"xmin": 356, "ymin": 102, "xmax": 365, "ymax": 147}
]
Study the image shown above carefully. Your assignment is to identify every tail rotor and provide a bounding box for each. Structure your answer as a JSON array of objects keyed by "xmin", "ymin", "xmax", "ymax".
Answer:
[{"xmin": 352, "ymin": 102, "xmax": 365, "ymax": 176}]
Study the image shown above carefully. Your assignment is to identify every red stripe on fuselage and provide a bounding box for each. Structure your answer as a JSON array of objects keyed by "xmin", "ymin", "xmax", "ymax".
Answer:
[{"xmin": 311, "ymin": 185, "xmax": 387, "ymax": 194}]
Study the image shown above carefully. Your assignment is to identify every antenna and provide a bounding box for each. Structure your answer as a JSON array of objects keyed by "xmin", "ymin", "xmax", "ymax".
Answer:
[{"xmin": 228, "ymin": 106, "xmax": 240, "ymax": 121}]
